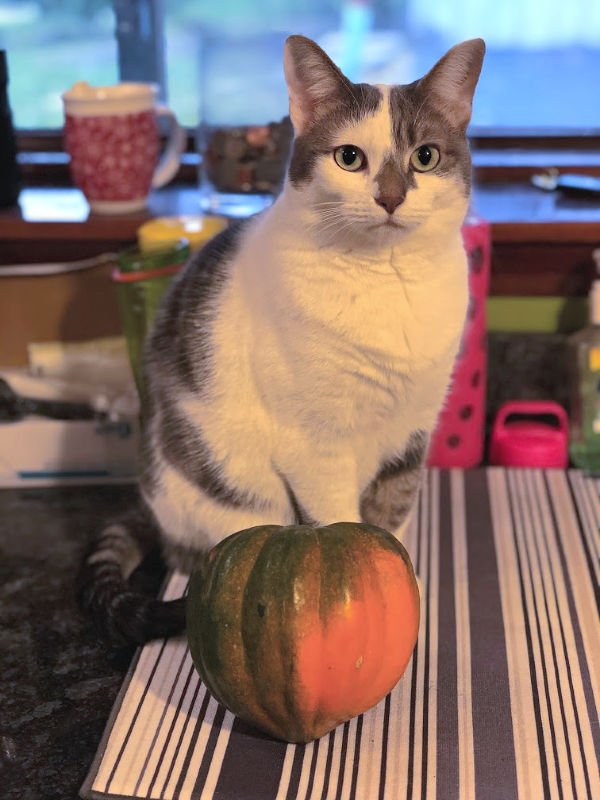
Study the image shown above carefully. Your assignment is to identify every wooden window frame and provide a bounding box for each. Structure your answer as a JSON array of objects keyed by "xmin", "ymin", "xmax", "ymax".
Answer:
[
  {"xmin": 16, "ymin": 127, "xmax": 600, "ymax": 187},
  {"xmin": 470, "ymin": 129, "xmax": 600, "ymax": 181}
]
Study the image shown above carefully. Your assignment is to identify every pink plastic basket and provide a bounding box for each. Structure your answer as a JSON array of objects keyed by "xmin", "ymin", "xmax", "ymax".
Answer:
[{"xmin": 427, "ymin": 216, "xmax": 491, "ymax": 468}]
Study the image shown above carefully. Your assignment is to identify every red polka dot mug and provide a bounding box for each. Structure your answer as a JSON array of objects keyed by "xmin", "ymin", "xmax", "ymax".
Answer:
[{"xmin": 62, "ymin": 81, "xmax": 185, "ymax": 215}]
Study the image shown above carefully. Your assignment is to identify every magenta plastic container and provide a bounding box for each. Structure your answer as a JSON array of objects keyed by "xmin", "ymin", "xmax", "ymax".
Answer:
[
  {"xmin": 489, "ymin": 400, "xmax": 569, "ymax": 468},
  {"xmin": 427, "ymin": 216, "xmax": 491, "ymax": 468}
]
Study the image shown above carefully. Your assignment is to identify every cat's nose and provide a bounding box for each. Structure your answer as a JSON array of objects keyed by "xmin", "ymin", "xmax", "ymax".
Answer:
[{"xmin": 374, "ymin": 194, "xmax": 405, "ymax": 214}]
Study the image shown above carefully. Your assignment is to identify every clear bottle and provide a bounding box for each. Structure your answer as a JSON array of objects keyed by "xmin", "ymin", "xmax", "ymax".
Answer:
[{"xmin": 569, "ymin": 266, "xmax": 600, "ymax": 471}]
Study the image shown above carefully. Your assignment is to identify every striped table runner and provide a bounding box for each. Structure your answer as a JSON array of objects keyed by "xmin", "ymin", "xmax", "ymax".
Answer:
[{"xmin": 81, "ymin": 468, "xmax": 599, "ymax": 800}]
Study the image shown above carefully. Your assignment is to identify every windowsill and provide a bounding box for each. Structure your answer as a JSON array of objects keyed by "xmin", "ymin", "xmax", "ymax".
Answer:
[
  {"xmin": 473, "ymin": 182, "xmax": 600, "ymax": 241},
  {"xmin": 3, "ymin": 181, "xmax": 600, "ymax": 235},
  {"xmin": 1, "ymin": 182, "xmax": 599, "ymax": 295}
]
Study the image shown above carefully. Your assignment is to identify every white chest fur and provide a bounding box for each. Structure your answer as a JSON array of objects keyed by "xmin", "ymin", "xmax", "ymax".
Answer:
[{"xmin": 232, "ymin": 197, "xmax": 469, "ymax": 439}]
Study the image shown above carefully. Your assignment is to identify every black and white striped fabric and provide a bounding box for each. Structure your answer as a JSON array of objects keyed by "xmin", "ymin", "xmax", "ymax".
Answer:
[{"xmin": 81, "ymin": 469, "xmax": 599, "ymax": 800}]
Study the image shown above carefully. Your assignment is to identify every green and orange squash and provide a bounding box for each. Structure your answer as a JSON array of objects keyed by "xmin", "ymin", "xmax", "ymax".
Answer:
[{"xmin": 186, "ymin": 521, "xmax": 420, "ymax": 743}]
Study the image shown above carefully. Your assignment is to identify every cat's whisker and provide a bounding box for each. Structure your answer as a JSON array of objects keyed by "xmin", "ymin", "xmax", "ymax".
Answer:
[
  {"xmin": 314, "ymin": 206, "xmax": 348, "ymax": 218},
  {"xmin": 317, "ymin": 210, "xmax": 347, "ymax": 221},
  {"xmin": 311, "ymin": 213, "xmax": 346, "ymax": 232},
  {"xmin": 317, "ymin": 218, "xmax": 344, "ymax": 225},
  {"xmin": 311, "ymin": 223, "xmax": 347, "ymax": 242},
  {"xmin": 315, "ymin": 210, "xmax": 347, "ymax": 226},
  {"xmin": 313, "ymin": 206, "xmax": 345, "ymax": 213},
  {"xmin": 340, "ymin": 79, "xmax": 361, "ymax": 115},
  {"xmin": 412, "ymin": 98, "xmax": 429, "ymax": 135},
  {"xmin": 359, "ymin": 83, "xmax": 367, "ymax": 110},
  {"xmin": 316, "ymin": 216, "xmax": 358, "ymax": 243},
  {"xmin": 308, "ymin": 217, "xmax": 344, "ymax": 233},
  {"xmin": 304, "ymin": 212, "xmax": 348, "ymax": 235},
  {"xmin": 304, "ymin": 218, "xmax": 345, "ymax": 240}
]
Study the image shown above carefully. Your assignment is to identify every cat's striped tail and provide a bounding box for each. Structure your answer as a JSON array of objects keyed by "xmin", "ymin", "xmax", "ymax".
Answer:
[{"xmin": 78, "ymin": 507, "xmax": 186, "ymax": 646}]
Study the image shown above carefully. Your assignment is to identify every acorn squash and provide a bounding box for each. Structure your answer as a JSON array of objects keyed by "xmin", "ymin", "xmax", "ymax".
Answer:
[{"xmin": 186, "ymin": 521, "xmax": 420, "ymax": 743}]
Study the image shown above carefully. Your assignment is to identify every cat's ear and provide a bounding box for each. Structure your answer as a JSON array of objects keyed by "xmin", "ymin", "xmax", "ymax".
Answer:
[
  {"xmin": 284, "ymin": 35, "xmax": 351, "ymax": 134},
  {"xmin": 418, "ymin": 39, "xmax": 485, "ymax": 129}
]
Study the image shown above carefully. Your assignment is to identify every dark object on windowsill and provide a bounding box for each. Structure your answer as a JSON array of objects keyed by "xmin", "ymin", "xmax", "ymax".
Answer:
[
  {"xmin": 531, "ymin": 169, "xmax": 600, "ymax": 197},
  {"xmin": 201, "ymin": 116, "xmax": 293, "ymax": 196},
  {"xmin": 0, "ymin": 377, "xmax": 105, "ymax": 423},
  {"xmin": 0, "ymin": 50, "xmax": 21, "ymax": 208}
]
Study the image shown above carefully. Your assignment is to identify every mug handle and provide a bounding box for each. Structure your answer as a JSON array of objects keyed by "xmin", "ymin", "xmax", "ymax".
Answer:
[{"xmin": 152, "ymin": 106, "xmax": 186, "ymax": 189}]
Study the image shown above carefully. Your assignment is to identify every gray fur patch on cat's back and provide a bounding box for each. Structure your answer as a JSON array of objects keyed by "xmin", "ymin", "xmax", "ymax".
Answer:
[
  {"xmin": 360, "ymin": 429, "xmax": 428, "ymax": 532},
  {"xmin": 288, "ymin": 83, "xmax": 382, "ymax": 186},
  {"xmin": 144, "ymin": 219, "xmax": 248, "ymax": 395},
  {"xmin": 158, "ymin": 399, "xmax": 269, "ymax": 511},
  {"xmin": 140, "ymin": 220, "xmax": 249, "ymax": 500}
]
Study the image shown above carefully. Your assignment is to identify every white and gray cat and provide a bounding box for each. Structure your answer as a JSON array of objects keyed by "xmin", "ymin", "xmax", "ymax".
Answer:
[{"xmin": 81, "ymin": 34, "xmax": 485, "ymax": 644}]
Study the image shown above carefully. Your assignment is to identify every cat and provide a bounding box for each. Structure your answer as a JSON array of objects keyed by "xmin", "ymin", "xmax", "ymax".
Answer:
[{"xmin": 80, "ymin": 34, "xmax": 485, "ymax": 645}]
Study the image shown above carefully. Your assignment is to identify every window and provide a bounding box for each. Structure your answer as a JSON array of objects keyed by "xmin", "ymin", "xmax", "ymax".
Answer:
[
  {"xmin": 2, "ymin": 0, "xmax": 599, "ymax": 132},
  {"xmin": 164, "ymin": 0, "xmax": 600, "ymax": 131},
  {"xmin": 1, "ymin": 1, "xmax": 118, "ymax": 128}
]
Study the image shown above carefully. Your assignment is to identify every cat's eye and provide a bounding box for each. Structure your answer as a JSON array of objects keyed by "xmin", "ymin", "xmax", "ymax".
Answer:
[
  {"xmin": 334, "ymin": 145, "xmax": 366, "ymax": 172},
  {"xmin": 410, "ymin": 145, "xmax": 440, "ymax": 172}
]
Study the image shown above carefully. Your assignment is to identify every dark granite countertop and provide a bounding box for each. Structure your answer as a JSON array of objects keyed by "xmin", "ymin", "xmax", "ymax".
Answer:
[{"xmin": 0, "ymin": 483, "xmax": 159, "ymax": 800}]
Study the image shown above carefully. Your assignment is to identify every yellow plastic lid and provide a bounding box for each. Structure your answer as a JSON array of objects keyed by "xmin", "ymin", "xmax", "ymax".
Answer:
[{"xmin": 137, "ymin": 215, "xmax": 228, "ymax": 253}]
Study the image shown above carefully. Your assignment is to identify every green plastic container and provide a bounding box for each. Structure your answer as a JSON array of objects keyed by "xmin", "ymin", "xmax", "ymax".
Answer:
[{"xmin": 112, "ymin": 240, "xmax": 190, "ymax": 399}]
